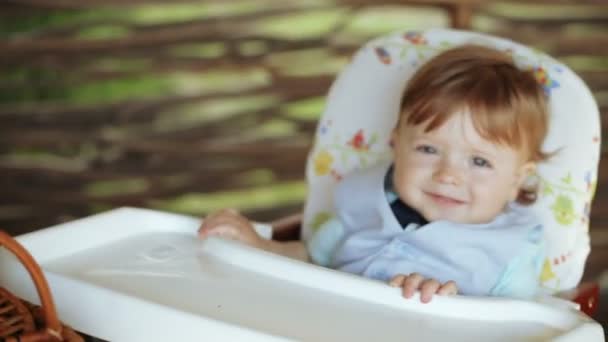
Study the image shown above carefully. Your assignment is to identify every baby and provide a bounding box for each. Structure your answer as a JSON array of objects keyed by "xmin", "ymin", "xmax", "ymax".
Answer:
[{"xmin": 199, "ymin": 44, "xmax": 549, "ymax": 303}]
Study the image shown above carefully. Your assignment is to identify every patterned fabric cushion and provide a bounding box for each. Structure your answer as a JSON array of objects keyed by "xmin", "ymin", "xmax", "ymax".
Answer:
[{"xmin": 301, "ymin": 28, "xmax": 601, "ymax": 292}]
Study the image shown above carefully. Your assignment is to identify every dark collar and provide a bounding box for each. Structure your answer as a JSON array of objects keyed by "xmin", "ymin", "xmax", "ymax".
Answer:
[{"xmin": 385, "ymin": 165, "xmax": 429, "ymax": 228}]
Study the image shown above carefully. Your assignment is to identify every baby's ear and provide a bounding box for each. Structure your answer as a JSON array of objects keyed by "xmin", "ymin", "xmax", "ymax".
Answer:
[
  {"xmin": 518, "ymin": 162, "xmax": 537, "ymax": 186},
  {"xmin": 513, "ymin": 162, "xmax": 538, "ymax": 203}
]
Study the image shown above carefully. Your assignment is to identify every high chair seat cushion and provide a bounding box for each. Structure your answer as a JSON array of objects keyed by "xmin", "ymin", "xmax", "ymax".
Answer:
[{"xmin": 302, "ymin": 28, "xmax": 601, "ymax": 293}]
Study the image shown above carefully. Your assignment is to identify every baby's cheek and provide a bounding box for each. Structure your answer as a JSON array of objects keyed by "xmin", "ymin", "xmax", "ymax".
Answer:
[
  {"xmin": 472, "ymin": 178, "xmax": 507, "ymax": 201},
  {"xmin": 477, "ymin": 184, "xmax": 512, "ymax": 212},
  {"xmin": 405, "ymin": 152, "xmax": 436, "ymax": 166}
]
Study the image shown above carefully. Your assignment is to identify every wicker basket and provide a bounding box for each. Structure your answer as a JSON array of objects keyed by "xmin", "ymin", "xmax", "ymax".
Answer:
[{"xmin": 0, "ymin": 230, "xmax": 83, "ymax": 342}]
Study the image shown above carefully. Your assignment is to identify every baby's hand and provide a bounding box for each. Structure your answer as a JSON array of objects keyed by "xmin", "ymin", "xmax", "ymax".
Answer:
[
  {"xmin": 389, "ymin": 273, "xmax": 458, "ymax": 303},
  {"xmin": 198, "ymin": 209, "xmax": 267, "ymax": 249}
]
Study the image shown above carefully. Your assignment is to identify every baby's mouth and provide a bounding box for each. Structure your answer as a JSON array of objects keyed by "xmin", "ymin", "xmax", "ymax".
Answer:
[{"xmin": 424, "ymin": 192, "xmax": 466, "ymax": 205}]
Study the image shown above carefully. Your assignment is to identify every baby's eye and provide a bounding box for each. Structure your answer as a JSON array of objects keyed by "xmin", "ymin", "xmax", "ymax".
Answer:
[
  {"xmin": 472, "ymin": 156, "xmax": 492, "ymax": 168},
  {"xmin": 415, "ymin": 145, "xmax": 437, "ymax": 154}
]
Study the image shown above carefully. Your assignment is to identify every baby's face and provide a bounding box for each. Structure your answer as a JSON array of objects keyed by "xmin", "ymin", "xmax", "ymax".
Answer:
[{"xmin": 391, "ymin": 110, "xmax": 534, "ymax": 224}]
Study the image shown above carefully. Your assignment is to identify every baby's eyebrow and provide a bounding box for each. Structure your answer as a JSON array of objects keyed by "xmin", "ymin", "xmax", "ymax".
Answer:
[
  {"xmin": 411, "ymin": 131, "xmax": 438, "ymax": 140},
  {"xmin": 470, "ymin": 147, "xmax": 497, "ymax": 158}
]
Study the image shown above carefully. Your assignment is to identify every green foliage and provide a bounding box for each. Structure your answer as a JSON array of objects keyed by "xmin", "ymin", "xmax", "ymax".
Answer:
[
  {"xmin": 236, "ymin": 168, "xmax": 277, "ymax": 185},
  {"xmin": 131, "ymin": 2, "xmax": 263, "ymax": 24},
  {"xmin": 151, "ymin": 181, "xmax": 307, "ymax": 215},
  {"xmin": 0, "ymin": 66, "xmax": 81, "ymax": 104},
  {"xmin": 253, "ymin": 8, "xmax": 347, "ymax": 39},
  {"xmin": 268, "ymin": 48, "xmax": 348, "ymax": 76},
  {"xmin": 1, "ymin": 69, "xmax": 273, "ymax": 106},
  {"xmin": 86, "ymin": 178, "xmax": 149, "ymax": 197},
  {"xmin": 153, "ymin": 94, "xmax": 279, "ymax": 131},
  {"xmin": 485, "ymin": 3, "xmax": 608, "ymax": 19},
  {"xmin": 170, "ymin": 43, "xmax": 227, "ymax": 58},
  {"xmin": 283, "ymin": 97, "xmax": 326, "ymax": 121},
  {"xmin": 560, "ymin": 56, "xmax": 608, "ymax": 71},
  {"xmin": 345, "ymin": 6, "xmax": 448, "ymax": 36},
  {"xmin": 77, "ymin": 25, "xmax": 130, "ymax": 40},
  {"xmin": 2, "ymin": 2, "xmax": 604, "ymax": 219},
  {"xmin": 0, "ymin": 2, "xmax": 266, "ymax": 38},
  {"xmin": 0, "ymin": 150, "xmax": 88, "ymax": 172},
  {"xmin": 67, "ymin": 75, "xmax": 173, "ymax": 105},
  {"xmin": 255, "ymin": 119, "xmax": 298, "ymax": 138},
  {"xmin": 0, "ymin": 10, "xmax": 126, "ymax": 38}
]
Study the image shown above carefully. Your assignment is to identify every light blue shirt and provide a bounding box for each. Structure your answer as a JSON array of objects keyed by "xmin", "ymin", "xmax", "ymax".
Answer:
[{"xmin": 309, "ymin": 162, "xmax": 544, "ymax": 298}]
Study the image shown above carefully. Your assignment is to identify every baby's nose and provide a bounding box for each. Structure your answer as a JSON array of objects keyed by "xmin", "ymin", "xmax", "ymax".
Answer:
[{"xmin": 433, "ymin": 162, "xmax": 463, "ymax": 185}]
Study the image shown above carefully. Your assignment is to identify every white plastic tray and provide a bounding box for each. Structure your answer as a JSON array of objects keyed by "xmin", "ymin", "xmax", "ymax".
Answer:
[{"xmin": 0, "ymin": 207, "xmax": 604, "ymax": 342}]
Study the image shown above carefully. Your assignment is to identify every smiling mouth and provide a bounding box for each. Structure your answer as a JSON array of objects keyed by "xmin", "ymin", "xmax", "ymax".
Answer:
[{"xmin": 425, "ymin": 192, "xmax": 466, "ymax": 205}]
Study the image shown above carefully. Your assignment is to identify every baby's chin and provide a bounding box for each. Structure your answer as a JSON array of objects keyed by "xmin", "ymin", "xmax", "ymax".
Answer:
[
  {"xmin": 422, "ymin": 211, "xmax": 498, "ymax": 225},
  {"xmin": 405, "ymin": 195, "xmax": 503, "ymax": 224}
]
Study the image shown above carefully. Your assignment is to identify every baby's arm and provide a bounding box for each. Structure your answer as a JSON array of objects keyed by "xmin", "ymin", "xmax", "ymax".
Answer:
[
  {"xmin": 389, "ymin": 273, "xmax": 458, "ymax": 303},
  {"xmin": 198, "ymin": 209, "xmax": 309, "ymax": 261}
]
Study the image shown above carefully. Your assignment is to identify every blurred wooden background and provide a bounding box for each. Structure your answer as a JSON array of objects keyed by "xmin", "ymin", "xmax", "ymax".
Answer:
[{"xmin": 1, "ymin": 0, "xmax": 607, "ymax": 327}]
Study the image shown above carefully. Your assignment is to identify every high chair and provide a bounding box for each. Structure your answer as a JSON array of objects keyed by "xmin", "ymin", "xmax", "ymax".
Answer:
[
  {"xmin": 274, "ymin": 28, "xmax": 601, "ymax": 313},
  {"xmin": 0, "ymin": 28, "xmax": 604, "ymax": 341}
]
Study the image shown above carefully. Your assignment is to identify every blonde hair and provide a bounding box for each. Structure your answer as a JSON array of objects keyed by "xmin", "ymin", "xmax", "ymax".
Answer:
[{"xmin": 397, "ymin": 44, "xmax": 549, "ymax": 163}]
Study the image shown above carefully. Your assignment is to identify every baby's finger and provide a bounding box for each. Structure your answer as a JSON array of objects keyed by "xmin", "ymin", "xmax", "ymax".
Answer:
[
  {"xmin": 419, "ymin": 279, "xmax": 441, "ymax": 303},
  {"xmin": 202, "ymin": 208, "xmax": 241, "ymax": 223},
  {"xmin": 205, "ymin": 209, "xmax": 234, "ymax": 221},
  {"xmin": 205, "ymin": 209, "xmax": 251, "ymax": 230},
  {"xmin": 198, "ymin": 210, "xmax": 228, "ymax": 233},
  {"xmin": 223, "ymin": 208, "xmax": 239, "ymax": 215},
  {"xmin": 402, "ymin": 273, "xmax": 423, "ymax": 298},
  {"xmin": 198, "ymin": 223, "xmax": 226, "ymax": 238},
  {"xmin": 389, "ymin": 274, "xmax": 406, "ymax": 287},
  {"xmin": 213, "ymin": 225, "xmax": 240, "ymax": 240},
  {"xmin": 202, "ymin": 224, "xmax": 242, "ymax": 241},
  {"xmin": 199, "ymin": 215, "xmax": 244, "ymax": 239},
  {"xmin": 224, "ymin": 210, "xmax": 254, "ymax": 231},
  {"xmin": 437, "ymin": 281, "xmax": 458, "ymax": 296}
]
